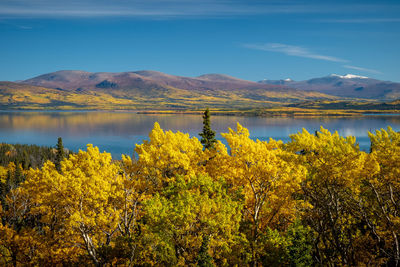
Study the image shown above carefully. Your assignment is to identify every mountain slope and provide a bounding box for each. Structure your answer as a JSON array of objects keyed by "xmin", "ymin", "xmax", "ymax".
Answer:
[
  {"xmin": 23, "ymin": 70, "xmax": 291, "ymax": 92},
  {"xmin": 11, "ymin": 70, "xmax": 336, "ymax": 110},
  {"xmin": 259, "ymin": 74, "xmax": 400, "ymax": 100},
  {"xmin": 3, "ymin": 70, "xmax": 400, "ymax": 110},
  {"xmin": 0, "ymin": 81, "xmax": 141, "ymax": 109}
]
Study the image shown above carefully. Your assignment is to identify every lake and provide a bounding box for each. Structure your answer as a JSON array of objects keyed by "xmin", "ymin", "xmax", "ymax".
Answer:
[{"xmin": 1, "ymin": 111, "xmax": 400, "ymax": 158}]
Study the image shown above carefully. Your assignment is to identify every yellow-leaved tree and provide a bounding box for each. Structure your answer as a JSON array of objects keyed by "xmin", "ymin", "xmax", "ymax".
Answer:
[
  {"xmin": 221, "ymin": 123, "xmax": 307, "ymax": 265},
  {"xmin": 134, "ymin": 122, "xmax": 206, "ymax": 190},
  {"xmin": 365, "ymin": 127, "xmax": 400, "ymax": 265},
  {"xmin": 121, "ymin": 123, "xmax": 246, "ymax": 265},
  {"xmin": 142, "ymin": 175, "xmax": 243, "ymax": 266},
  {"xmin": 287, "ymin": 127, "xmax": 380, "ymax": 266},
  {"xmin": 3, "ymin": 145, "xmax": 123, "ymax": 266}
]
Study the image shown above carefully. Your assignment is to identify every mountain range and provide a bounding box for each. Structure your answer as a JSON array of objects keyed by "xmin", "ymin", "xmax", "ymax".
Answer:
[
  {"xmin": 259, "ymin": 74, "xmax": 400, "ymax": 99},
  {"xmin": 1, "ymin": 70, "xmax": 400, "ymax": 110}
]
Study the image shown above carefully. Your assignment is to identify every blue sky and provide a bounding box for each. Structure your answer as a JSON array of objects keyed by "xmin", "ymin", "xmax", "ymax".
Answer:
[{"xmin": 0, "ymin": 0, "xmax": 399, "ymax": 82}]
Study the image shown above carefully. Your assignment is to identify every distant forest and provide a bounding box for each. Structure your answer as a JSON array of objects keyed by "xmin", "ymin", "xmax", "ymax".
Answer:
[{"xmin": 0, "ymin": 143, "xmax": 60, "ymax": 170}]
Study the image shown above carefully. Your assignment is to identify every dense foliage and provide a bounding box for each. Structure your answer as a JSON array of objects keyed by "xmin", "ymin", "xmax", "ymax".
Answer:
[
  {"xmin": 0, "ymin": 124, "xmax": 400, "ymax": 266},
  {"xmin": 0, "ymin": 143, "xmax": 57, "ymax": 170}
]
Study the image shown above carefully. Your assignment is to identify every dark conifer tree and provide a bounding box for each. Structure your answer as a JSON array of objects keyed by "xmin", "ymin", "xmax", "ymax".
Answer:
[
  {"xmin": 199, "ymin": 108, "xmax": 217, "ymax": 150},
  {"xmin": 0, "ymin": 174, "xmax": 6, "ymax": 207},
  {"xmin": 196, "ymin": 235, "xmax": 214, "ymax": 267},
  {"xmin": 55, "ymin": 137, "xmax": 64, "ymax": 172},
  {"xmin": 14, "ymin": 163, "xmax": 24, "ymax": 185}
]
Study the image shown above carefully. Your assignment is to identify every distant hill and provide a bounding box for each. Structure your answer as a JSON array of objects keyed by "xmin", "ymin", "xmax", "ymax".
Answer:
[
  {"xmin": 1, "ymin": 70, "xmax": 334, "ymax": 110},
  {"xmin": 3, "ymin": 70, "xmax": 400, "ymax": 111},
  {"xmin": 0, "ymin": 81, "xmax": 140, "ymax": 109},
  {"xmin": 288, "ymin": 99, "xmax": 400, "ymax": 111},
  {"xmin": 22, "ymin": 70, "xmax": 294, "ymax": 92},
  {"xmin": 259, "ymin": 74, "xmax": 400, "ymax": 100}
]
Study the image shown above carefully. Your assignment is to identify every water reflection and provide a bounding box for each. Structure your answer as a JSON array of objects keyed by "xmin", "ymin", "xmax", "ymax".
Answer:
[{"xmin": 1, "ymin": 111, "xmax": 400, "ymax": 158}]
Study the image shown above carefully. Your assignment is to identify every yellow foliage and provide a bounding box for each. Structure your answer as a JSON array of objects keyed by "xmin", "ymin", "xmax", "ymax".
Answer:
[
  {"xmin": 221, "ymin": 124, "xmax": 306, "ymax": 229},
  {"xmin": 288, "ymin": 127, "xmax": 379, "ymax": 189},
  {"xmin": 1, "ymin": 123, "xmax": 400, "ymax": 266},
  {"xmin": 6, "ymin": 145, "xmax": 123, "ymax": 265},
  {"xmin": 135, "ymin": 122, "xmax": 206, "ymax": 188},
  {"xmin": 0, "ymin": 166, "xmax": 7, "ymax": 184}
]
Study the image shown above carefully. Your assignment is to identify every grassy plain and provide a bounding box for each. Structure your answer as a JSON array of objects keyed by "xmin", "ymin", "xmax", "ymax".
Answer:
[{"xmin": 1, "ymin": 82, "xmax": 400, "ymax": 116}]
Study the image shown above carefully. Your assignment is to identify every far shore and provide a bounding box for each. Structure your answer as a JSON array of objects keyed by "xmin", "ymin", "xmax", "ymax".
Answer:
[{"xmin": 1, "ymin": 107, "xmax": 400, "ymax": 117}]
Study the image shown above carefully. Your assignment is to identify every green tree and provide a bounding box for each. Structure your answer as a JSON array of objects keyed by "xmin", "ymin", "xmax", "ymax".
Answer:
[
  {"xmin": 286, "ymin": 127, "xmax": 379, "ymax": 266},
  {"xmin": 196, "ymin": 235, "xmax": 214, "ymax": 267},
  {"xmin": 143, "ymin": 175, "xmax": 242, "ymax": 266},
  {"xmin": 14, "ymin": 163, "xmax": 24, "ymax": 185},
  {"xmin": 199, "ymin": 108, "xmax": 217, "ymax": 150},
  {"xmin": 286, "ymin": 220, "xmax": 313, "ymax": 267},
  {"xmin": 55, "ymin": 137, "xmax": 64, "ymax": 172}
]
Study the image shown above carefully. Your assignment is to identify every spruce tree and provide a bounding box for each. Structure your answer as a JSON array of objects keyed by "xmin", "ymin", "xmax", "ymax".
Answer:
[
  {"xmin": 55, "ymin": 137, "xmax": 64, "ymax": 172},
  {"xmin": 0, "ymin": 173, "xmax": 7, "ymax": 207},
  {"xmin": 199, "ymin": 108, "xmax": 217, "ymax": 150},
  {"xmin": 14, "ymin": 163, "xmax": 24, "ymax": 185},
  {"xmin": 196, "ymin": 235, "xmax": 214, "ymax": 267}
]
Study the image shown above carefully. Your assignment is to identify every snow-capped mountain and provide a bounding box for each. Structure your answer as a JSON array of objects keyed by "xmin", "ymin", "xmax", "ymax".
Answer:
[
  {"xmin": 260, "ymin": 78, "xmax": 294, "ymax": 85},
  {"xmin": 330, "ymin": 74, "xmax": 369, "ymax": 79},
  {"xmin": 259, "ymin": 74, "xmax": 400, "ymax": 99}
]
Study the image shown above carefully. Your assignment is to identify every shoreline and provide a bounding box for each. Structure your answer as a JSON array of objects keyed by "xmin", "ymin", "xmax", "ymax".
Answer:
[{"xmin": 1, "ymin": 108, "xmax": 400, "ymax": 117}]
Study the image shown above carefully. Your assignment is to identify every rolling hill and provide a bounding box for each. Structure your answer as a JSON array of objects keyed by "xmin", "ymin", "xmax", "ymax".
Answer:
[
  {"xmin": 0, "ymin": 70, "xmax": 335, "ymax": 110},
  {"xmin": 259, "ymin": 74, "xmax": 400, "ymax": 100},
  {"xmin": 1, "ymin": 70, "xmax": 399, "ymax": 111},
  {"xmin": 0, "ymin": 81, "xmax": 139, "ymax": 109},
  {"xmin": 21, "ymin": 70, "xmax": 316, "ymax": 96}
]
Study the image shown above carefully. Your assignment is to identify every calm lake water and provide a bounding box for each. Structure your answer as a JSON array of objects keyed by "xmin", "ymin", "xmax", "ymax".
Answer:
[{"xmin": 1, "ymin": 111, "xmax": 400, "ymax": 158}]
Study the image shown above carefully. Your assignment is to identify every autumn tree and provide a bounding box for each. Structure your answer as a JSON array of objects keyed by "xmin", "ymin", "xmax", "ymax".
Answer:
[
  {"xmin": 199, "ymin": 108, "xmax": 217, "ymax": 150},
  {"xmin": 142, "ymin": 175, "xmax": 242, "ymax": 266},
  {"xmin": 287, "ymin": 127, "xmax": 380, "ymax": 266},
  {"xmin": 0, "ymin": 160, "xmax": 41, "ymax": 266},
  {"xmin": 113, "ymin": 123, "xmax": 211, "ymax": 265},
  {"xmin": 0, "ymin": 166, "xmax": 6, "ymax": 207},
  {"xmin": 362, "ymin": 127, "xmax": 400, "ymax": 265},
  {"xmin": 134, "ymin": 122, "xmax": 206, "ymax": 189},
  {"xmin": 2, "ymin": 123, "xmax": 400, "ymax": 266},
  {"xmin": 221, "ymin": 123, "xmax": 307, "ymax": 265},
  {"xmin": 8, "ymin": 145, "xmax": 124, "ymax": 265},
  {"xmin": 111, "ymin": 154, "xmax": 158, "ymax": 265}
]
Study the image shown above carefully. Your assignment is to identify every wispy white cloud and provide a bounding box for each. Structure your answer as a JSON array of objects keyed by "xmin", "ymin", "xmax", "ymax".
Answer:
[
  {"xmin": 243, "ymin": 43, "xmax": 383, "ymax": 76},
  {"xmin": 318, "ymin": 18, "xmax": 400, "ymax": 23},
  {"xmin": 0, "ymin": 0, "xmax": 314, "ymax": 18},
  {"xmin": 0, "ymin": 19, "xmax": 33, "ymax": 29},
  {"xmin": 343, "ymin": 65, "xmax": 382, "ymax": 74},
  {"xmin": 0, "ymin": 0, "xmax": 397, "ymax": 18},
  {"xmin": 243, "ymin": 43, "xmax": 347, "ymax": 62},
  {"xmin": 18, "ymin": 25, "xmax": 32, "ymax": 29}
]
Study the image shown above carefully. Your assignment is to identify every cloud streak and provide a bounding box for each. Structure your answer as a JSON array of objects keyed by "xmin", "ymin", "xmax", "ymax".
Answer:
[
  {"xmin": 243, "ymin": 43, "xmax": 347, "ymax": 62},
  {"xmin": 0, "ymin": 19, "xmax": 33, "ymax": 29},
  {"xmin": 0, "ymin": 0, "xmax": 317, "ymax": 18},
  {"xmin": 0, "ymin": 0, "xmax": 398, "ymax": 18},
  {"xmin": 318, "ymin": 18, "xmax": 400, "ymax": 23},
  {"xmin": 343, "ymin": 65, "xmax": 382, "ymax": 74},
  {"xmin": 244, "ymin": 43, "xmax": 382, "ymax": 75}
]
